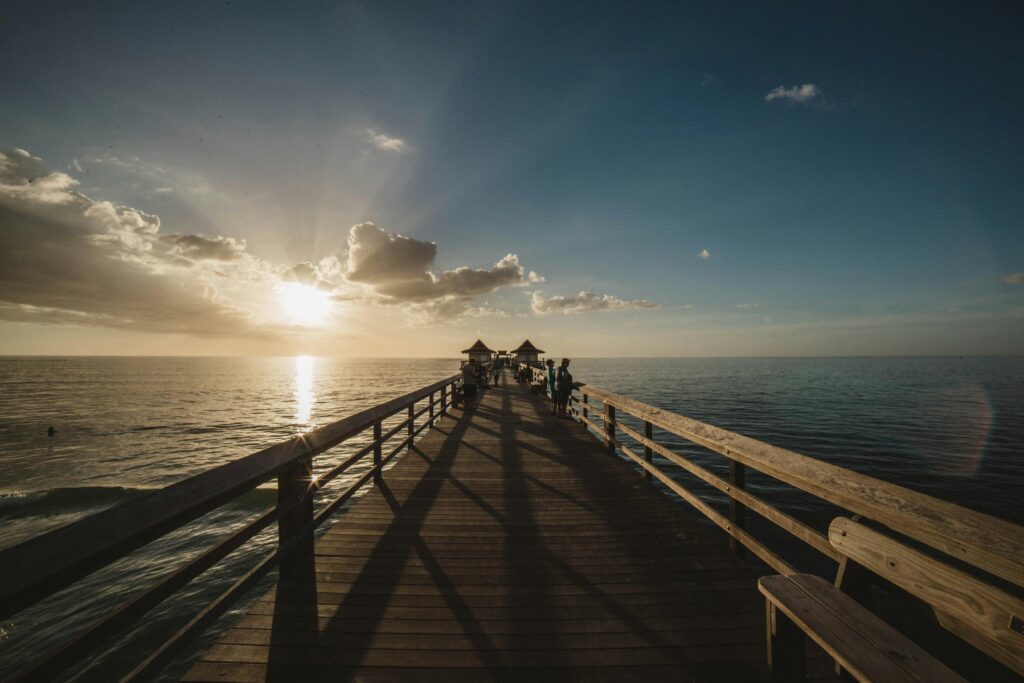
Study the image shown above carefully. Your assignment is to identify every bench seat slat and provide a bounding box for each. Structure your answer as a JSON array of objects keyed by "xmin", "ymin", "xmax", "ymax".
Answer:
[{"xmin": 759, "ymin": 574, "xmax": 966, "ymax": 683}]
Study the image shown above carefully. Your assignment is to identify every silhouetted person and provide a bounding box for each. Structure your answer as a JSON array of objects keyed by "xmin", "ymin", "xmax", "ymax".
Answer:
[
  {"xmin": 461, "ymin": 359, "xmax": 479, "ymax": 405},
  {"xmin": 47, "ymin": 426, "xmax": 56, "ymax": 437},
  {"xmin": 556, "ymin": 358, "xmax": 573, "ymax": 418}
]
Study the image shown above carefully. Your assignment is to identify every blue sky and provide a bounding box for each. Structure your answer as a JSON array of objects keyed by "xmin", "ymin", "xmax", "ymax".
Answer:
[{"xmin": 0, "ymin": 1, "xmax": 1022, "ymax": 355}]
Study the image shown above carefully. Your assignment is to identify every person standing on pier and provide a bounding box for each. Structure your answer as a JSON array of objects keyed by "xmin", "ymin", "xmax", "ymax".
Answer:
[
  {"xmin": 462, "ymin": 359, "xmax": 479, "ymax": 405},
  {"xmin": 546, "ymin": 359, "xmax": 557, "ymax": 415},
  {"xmin": 556, "ymin": 358, "xmax": 573, "ymax": 418},
  {"xmin": 491, "ymin": 356, "xmax": 504, "ymax": 386}
]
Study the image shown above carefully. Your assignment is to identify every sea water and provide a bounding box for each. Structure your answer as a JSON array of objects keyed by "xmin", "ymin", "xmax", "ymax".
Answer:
[{"xmin": 0, "ymin": 356, "xmax": 1021, "ymax": 679}]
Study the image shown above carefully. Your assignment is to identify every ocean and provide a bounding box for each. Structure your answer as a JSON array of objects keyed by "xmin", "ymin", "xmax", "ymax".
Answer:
[{"xmin": 1, "ymin": 356, "xmax": 1021, "ymax": 679}]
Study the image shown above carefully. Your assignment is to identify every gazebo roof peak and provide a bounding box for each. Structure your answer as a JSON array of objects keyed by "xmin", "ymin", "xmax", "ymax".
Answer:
[
  {"xmin": 460, "ymin": 339, "xmax": 495, "ymax": 354},
  {"xmin": 511, "ymin": 339, "xmax": 545, "ymax": 354}
]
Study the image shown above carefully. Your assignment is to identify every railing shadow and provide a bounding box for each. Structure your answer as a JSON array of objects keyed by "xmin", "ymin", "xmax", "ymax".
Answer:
[
  {"xmin": 267, "ymin": 538, "xmax": 318, "ymax": 682},
  {"xmin": 505, "ymin": 379, "xmax": 768, "ymax": 681},
  {"xmin": 300, "ymin": 407, "xmax": 505, "ymax": 678}
]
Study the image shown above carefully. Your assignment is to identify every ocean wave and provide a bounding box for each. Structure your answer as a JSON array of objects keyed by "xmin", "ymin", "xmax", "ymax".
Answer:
[{"xmin": 0, "ymin": 485, "xmax": 278, "ymax": 519}]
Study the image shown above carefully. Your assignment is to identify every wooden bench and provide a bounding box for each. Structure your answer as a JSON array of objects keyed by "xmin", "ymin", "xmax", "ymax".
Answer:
[
  {"xmin": 530, "ymin": 380, "xmax": 547, "ymax": 395},
  {"xmin": 759, "ymin": 517, "xmax": 1024, "ymax": 682}
]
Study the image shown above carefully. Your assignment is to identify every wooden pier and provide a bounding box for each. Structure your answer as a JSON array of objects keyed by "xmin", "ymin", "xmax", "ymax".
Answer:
[
  {"xmin": 1, "ymin": 358, "xmax": 1021, "ymax": 682},
  {"xmin": 184, "ymin": 373, "xmax": 767, "ymax": 681}
]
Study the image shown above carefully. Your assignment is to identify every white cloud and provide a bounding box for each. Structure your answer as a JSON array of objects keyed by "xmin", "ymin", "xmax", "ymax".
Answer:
[
  {"xmin": 87, "ymin": 152, "xmax": 223, "ymax": 201},
  {"xmin": 1001, "ymin": 272, "xmax": 1024, "ymax": 285},
  {"xmin": 701, "ymin": 73, "xmax": 724, "ymax": 89},
  {"xmin": 0, "ymin": 149, "xmax": 578, "ymax": 331},
  {"xmin": 366, "ymin": 129, "xmax": 408, "ymax": 152},
  {"xmin": 282, "ymin": 261, "xmax": 335, "ymax": 290},
  {"xmin": 342, "ymin": 222, "xmax": 544, "ymax": 321},
  {"xmin": 700, "ymin": 248, "xmax": 711, "ymax": 260},
  {"xmin": 530, "ymin": 290, "xmax": 658, "ymax": 316},
  {"xmin": 160, "ymin": 233, "xmax": 247, "ymax": 261},
  {"xmin": 765, "ymin": 83, "xmax": 820, "ymax": 103},
  {"xmin": 735, "ymin": 303, "xmax": 759, "ymax": 309},
  {"xmin": 402, "ymin": 297, "xmax": 506, "ymax": 325},
  {"xmin": 0, "ymin": 148, "xmax": 278, "ymax": 338}
]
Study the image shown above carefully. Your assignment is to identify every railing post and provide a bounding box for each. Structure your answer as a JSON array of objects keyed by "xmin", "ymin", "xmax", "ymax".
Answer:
[
  {"xmin": 429, "ymin": 391, "xmax": 435, "ymax": 427},
  {"xmin": 441, "ymin": 384, "xmax": 448, "ymax": 416},
  {"xmin": 277, "ymin": 455, "xmax": 315, "ymax": 582},
  {"xmin": 604, "ymin": 404, "xmax": 616, "ymax": 456},
  {"xmin": 729, "ymin": 461, "xmax": 746, "ymax": 556},
  {"xmin": 408, "ymin": 403, "xmax": 414, "ymax": 451},
  {"xmin": 373, "ymin": 420, "xmax": 382, "ymax": 483},
  {"xmin": 582, "ymin": 393, "xmax": 588, "ymax": 420},
  {"xmin": 644, "ymin": 420, "xmax": 653, "ymax": 481}
]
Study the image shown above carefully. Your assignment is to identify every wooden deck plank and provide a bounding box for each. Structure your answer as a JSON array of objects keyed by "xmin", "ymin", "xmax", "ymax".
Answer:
[{"xmin": 183, "ymin": 372, "xmax": 772, "ymax": 682}]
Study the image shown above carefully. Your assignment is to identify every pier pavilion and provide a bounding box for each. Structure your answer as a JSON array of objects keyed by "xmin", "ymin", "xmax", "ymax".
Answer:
[
  {"xmin": 511, "ymin": 339, "xmax": 544, "ymax": 365},
  {"xmin": 460, "ymin": 339, "xmax": 495, "ymax": 365}
]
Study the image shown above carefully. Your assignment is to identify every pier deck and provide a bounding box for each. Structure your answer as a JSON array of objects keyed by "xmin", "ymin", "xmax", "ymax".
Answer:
[{"xmin": 183, "ymin": 374, "xmax": 769, "ymax": 682}]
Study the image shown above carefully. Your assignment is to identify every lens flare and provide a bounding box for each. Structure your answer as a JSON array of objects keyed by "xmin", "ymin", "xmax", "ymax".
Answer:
[{"xmin": 914, "ymin": 382, "xmax": 993, "ymax": 476}]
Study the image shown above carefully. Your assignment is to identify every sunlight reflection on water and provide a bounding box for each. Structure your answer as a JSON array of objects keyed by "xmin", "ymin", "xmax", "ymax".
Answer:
[{"xmin": 294, "ymin": 355, "xmax": 314, "ymax": 427}]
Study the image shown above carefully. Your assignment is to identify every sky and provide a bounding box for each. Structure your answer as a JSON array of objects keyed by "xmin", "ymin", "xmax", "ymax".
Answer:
[{"xmin": 1, "ymin": 1, "xmax": 1022, "ymax": 357}]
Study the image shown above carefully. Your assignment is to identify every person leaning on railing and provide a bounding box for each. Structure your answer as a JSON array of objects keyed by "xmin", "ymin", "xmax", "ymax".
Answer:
[{"xmin": 545, "ymin": 359, "xmax": 557, "ymax": 415}]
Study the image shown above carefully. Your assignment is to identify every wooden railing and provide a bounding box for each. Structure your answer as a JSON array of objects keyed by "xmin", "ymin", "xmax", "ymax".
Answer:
[
  {"xmin": 0, "ymin": 374, "xmax": 462, "ymax": 682},
  {"xmin": 519, "ymin": 364, "xmax": 1023, "ymax": 587}
]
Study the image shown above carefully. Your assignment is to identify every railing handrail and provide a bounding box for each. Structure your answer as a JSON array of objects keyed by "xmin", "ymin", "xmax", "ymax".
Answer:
[
  {"xmin": 0, "ymin": 373, "xmax": 460, "ymax": 620},
  {"xmin": 518, "ymin": 363, "xmax": 1023, "ymax": 586}
]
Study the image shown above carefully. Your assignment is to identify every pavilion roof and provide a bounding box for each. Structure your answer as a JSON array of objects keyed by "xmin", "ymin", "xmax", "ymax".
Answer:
[
  {"xmin": 511, "ymin": 339, "xmax": 545, "ymax": 354},
  {"xmin": 460, "ymin": 339, "xmax": 495, "ymax": 354}
]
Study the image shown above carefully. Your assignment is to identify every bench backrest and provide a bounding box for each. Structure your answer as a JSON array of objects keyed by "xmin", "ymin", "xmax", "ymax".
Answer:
[{"xmin": 828, "ymin": 517, "xmax": 1024, "ymax": 676}]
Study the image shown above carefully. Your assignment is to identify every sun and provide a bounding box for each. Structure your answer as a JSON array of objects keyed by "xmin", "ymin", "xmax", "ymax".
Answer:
[{"xmin": 278, "ymin": 283, "xmax": 331, "ymax": 326}]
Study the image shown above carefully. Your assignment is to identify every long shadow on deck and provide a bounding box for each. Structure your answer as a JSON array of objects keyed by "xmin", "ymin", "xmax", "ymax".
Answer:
[
  {"xmin": 265, "ymin": 400, "xmax": 506, "ymax": 680},
  {"xmin": 257, "ymin": 374, "xmax": 768, "ymax": 682}
]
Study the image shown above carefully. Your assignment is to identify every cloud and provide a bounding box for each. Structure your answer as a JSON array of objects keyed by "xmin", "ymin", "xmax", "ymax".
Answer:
[
  {"xmin": 85, "ymin": 152, "xmax": 225, "ymax": 201},
  {"xmin": 735, "ymin": 303, "xmax": 759, "ymax": 308},
  {"xmin": 701, "ymin": 73, "xmax": 724, "ymax": 89},
  {"xmin": 342, "ymin": 222, "xmax": 544, "ymax": 320},
  {"xmin": 0, "ymin": 149, "xmax": 587, "ymax": 331},
  {"xmin": 366, "ymin": 129, "xmax": 408, "ymax": 152},
  {"xmin": 530, "ymin": 290, "xmax": 658, "ymax": 315},
  {"xmin": 1001, "ymin": 272, "xmax": 1024, "ymax": 285},
  {"xmin": 282, "ymin": 261, "xmax": 334, "ymax": 290},
  {"xmin": 700, "ymin": 248, "xmax": 711, "ymax": 260},
  {"xmin": 159, "ymin": 233, "xmax": 247, "ymax": 261},
  {"xmin": 0, "ymin": 148, "xmax": 276, "ymax": 338},
  {"xmin": 402, "ymin": 297, "xmax": 506, "ymax": 325},
  {"xmin": 765, "ymin": 83, "xmax": 820, "ymax": 103},
  {"xmin": 345, "ymin": 222, "xmax": 437, "ymax": 285}
]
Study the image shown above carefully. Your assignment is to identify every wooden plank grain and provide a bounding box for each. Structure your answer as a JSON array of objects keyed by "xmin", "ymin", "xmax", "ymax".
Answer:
[
  {"xmin": 758, "ymin": 575, "xmax": 962, "ymax": 682},
  {"xmin": 829, "ymin": 517, "xmax": 1024, "ymax": 675}
]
